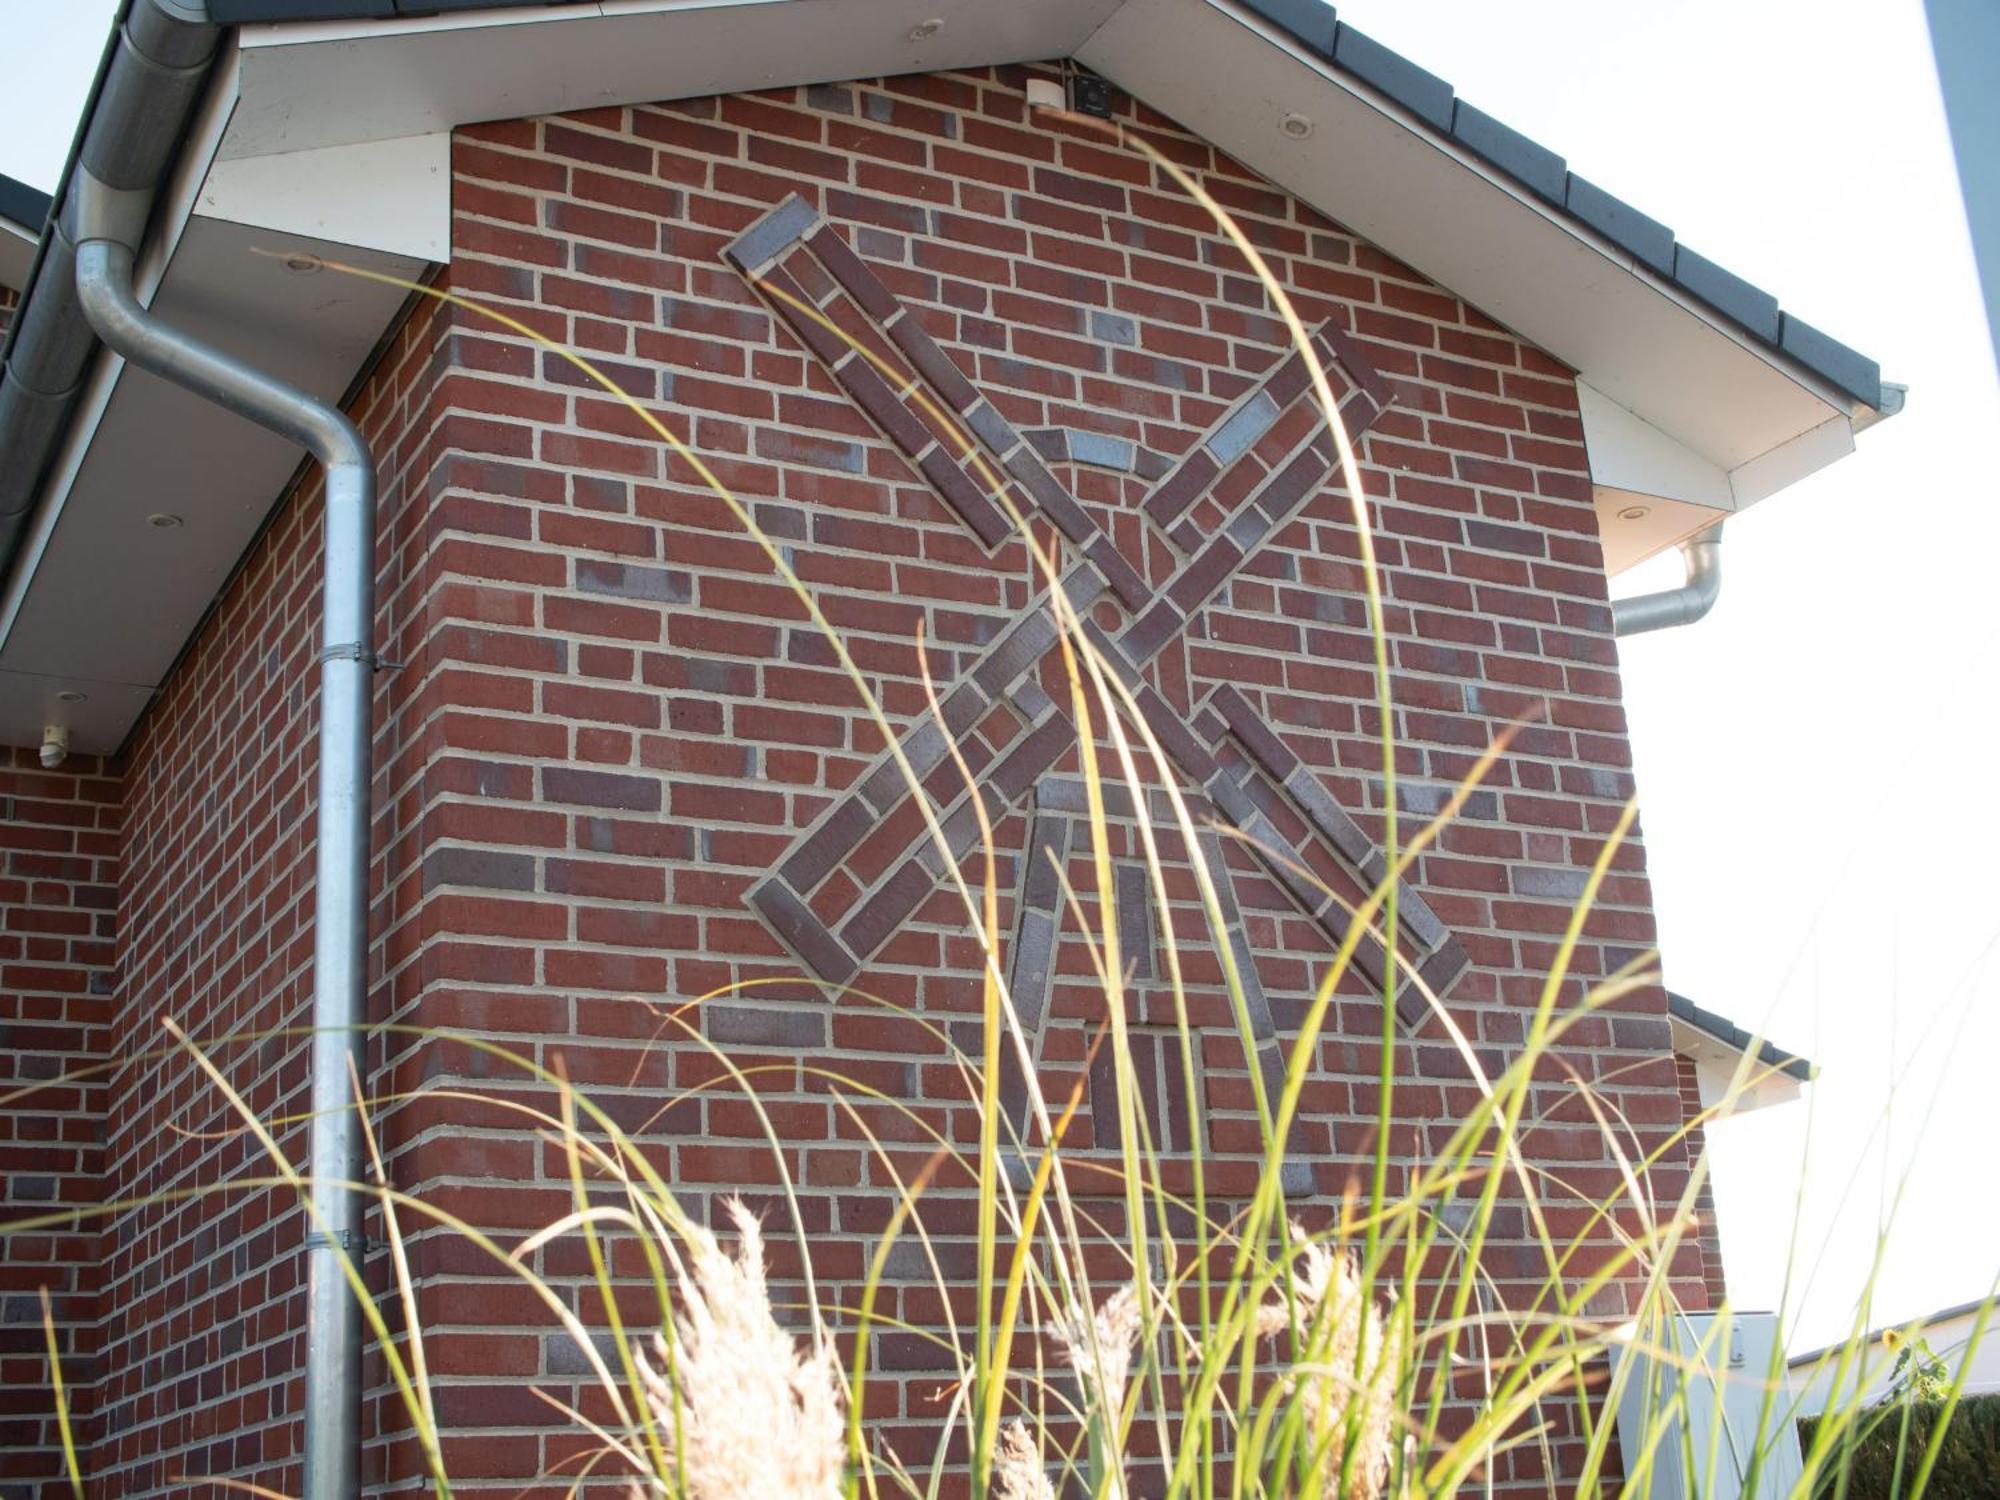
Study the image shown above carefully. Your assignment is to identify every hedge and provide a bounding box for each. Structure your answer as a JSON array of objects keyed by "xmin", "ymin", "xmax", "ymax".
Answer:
[{"xmin": 1798, "ymin": 1392, "xmax": 2000, "ymax": 1499}]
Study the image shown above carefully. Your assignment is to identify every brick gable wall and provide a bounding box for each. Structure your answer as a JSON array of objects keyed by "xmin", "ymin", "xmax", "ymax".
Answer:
[
  {"xmin": 394, "ymin": 66, "xmax": 1702, "ymax": 1492},
  {"xmin": 0, "ymin": 60, "xmax": 1712, "ymax": 1498}
]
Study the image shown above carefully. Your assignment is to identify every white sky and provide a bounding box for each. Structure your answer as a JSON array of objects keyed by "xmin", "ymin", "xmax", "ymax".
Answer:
[{"xmin": 2, "ymin": 0, "xmax": 1993, "ymax": 1353}]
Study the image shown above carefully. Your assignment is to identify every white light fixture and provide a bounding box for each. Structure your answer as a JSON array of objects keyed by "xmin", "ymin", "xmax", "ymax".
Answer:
[
  {"xmin": 1281, "ymin": 112, "xmax": 1315, "ymax": 139},
  {"xmin": 283, "ymin": 253, "xmax": 323, "ymax": 274},
  {"xmin": 908, "ymin": 18, "xmax": 943, "ymax": 41},
  {"xmin": 1618, "ymin": 505, "xmax": 1651, "ymax": 521},
  {"xmin": 1025, "ymin": 77, "xmax": 1065, "ymax": 113},
  {"xmin": 147, "ymin": 512, "xmax": 184, "ymax": 528},
  {"xmin": 39, "ymin": 722, "xmax": 69, "ymax": 770},
  {"xmin": 56, "ymin": 690, "xmax": 88, "ymax": 703}
]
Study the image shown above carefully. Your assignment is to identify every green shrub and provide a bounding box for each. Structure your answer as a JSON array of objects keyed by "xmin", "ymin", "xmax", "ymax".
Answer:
[{"xmin": 1799, "ymin": 1393, "xmax": 2000, "ymax": 1500}]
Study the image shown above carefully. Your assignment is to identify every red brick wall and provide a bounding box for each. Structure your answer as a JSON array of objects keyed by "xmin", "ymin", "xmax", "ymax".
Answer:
[
  {"xmin": 0, "ymin": 285, "xmax": 19, "ymax": 338},
  {"xmin": 0, "ymin": 60, "xmax": 1706, "ymax": 1498},
  {"xmin": 0, "ymin": 748, "xmax": 118, "ymax": 1495},
  {"xmin": 394, "ymin": 64, "xmax": 1693, "ymax": 1492},
  {"xmin": 1676, "ymin": 1052, "xmax": 1730, "ymax": 1309}
]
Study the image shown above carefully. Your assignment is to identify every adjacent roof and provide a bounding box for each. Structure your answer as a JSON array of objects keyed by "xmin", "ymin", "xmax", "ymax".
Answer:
[
  {"xmin": 0, "ymin": 173, "xmax": 50, "ymax": 237},
  {"xmin": 1789, "ymin": 1296, "xmax": 1998, "ymax": 1369},
  {"xmin": 1669, "ymin": 992, "xmax": 1814, "ymax": 1083},
  {"xmin": 0, "ymin": 172, "xmax": 51, "ymax": 294}
]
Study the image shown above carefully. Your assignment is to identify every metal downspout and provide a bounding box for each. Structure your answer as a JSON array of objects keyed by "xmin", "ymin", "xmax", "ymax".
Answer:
[
  {"xmin": 1612, "ymin": 522, "xmax": 1725, "ymax": 638},
  {"xmin": 73, "ymin": 187, "xmax": 375, "ymax": 1500}
]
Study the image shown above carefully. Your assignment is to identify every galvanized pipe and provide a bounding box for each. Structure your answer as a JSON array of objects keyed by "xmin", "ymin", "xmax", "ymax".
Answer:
[
  {"xmin": 75, "ymin": 211, "xmax": 374, "ymax": 1500},
  {"xmin": 1612, "ymin": 521, "xmax": 1725, "ymax": 637}
]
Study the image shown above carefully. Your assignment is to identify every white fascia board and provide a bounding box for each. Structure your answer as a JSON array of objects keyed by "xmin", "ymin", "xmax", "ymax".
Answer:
[
  {"xmin": 199, "ymin": 132, "xmax": 452, "ymax": 263},
  {"xmin": 1727, "ymin": 411, "xmax": 1856, "ymax": 510}
]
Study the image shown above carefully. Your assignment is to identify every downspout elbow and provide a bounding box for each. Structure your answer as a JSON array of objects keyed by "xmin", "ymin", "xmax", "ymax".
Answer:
[
  {"xmin": 72, "ymin": 235, "xmax": 367, "ymax": 472},
  {"xmin": 71, "ymin": 170, "xmax": 374, "ymax": 1500},
  {"xmin": 1612, "ymin": 522, "xmax": 1725, "ymax": 638}
]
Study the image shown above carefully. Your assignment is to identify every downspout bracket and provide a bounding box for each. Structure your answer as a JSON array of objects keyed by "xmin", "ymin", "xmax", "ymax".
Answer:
[
  {"xmin": 310, "ymin": 1228, "xmax": 378, "ymax": 1257},
  {"xmin": 317, "ymin": 642, "xmax": 401, "ymax": 672}
]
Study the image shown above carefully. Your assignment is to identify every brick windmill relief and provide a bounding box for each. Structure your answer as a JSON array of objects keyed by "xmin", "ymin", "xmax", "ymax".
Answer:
[{"xmin": 723, "ymin": 196, "xmax": 1470, "ymax": 1066}]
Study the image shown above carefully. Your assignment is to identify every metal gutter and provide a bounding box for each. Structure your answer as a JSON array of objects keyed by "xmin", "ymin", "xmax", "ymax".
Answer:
[
  {"xmin": 0, "ymin": 3, "xmax": 128, "ymax": 546},
  {"xmin": 5, "ymin": 4, "xmax": 378, "ymax": 1497}
]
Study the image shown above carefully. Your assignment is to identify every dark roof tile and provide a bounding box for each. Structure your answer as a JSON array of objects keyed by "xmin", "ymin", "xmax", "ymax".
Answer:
[
  {"xmin": 1672, "ymin": 244, "xmax": 1782, "ymax": 343},
  {"xmin": 1779, "ymin": 312, "xmax": 1882, "ymax": 407},
  {"xmin": 1564, "ymin": 173, "xmax": 1675, "ymax": 276},
  {"xmin": 1450, "ymin": 100, "xmax": 1565, "ymax": 206},
  {"xmin": 1332, "ymin": 22, "xmax": 1453, "ymax": 133},
  {"xmin": 1241, "ymin": 0, "xmax": 1336, "ymax": 56}
]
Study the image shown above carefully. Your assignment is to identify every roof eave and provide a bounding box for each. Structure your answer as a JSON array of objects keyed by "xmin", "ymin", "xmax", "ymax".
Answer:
[
  {"xmin": 0, "ymin": 0, "xmax": 1902, "ymax": 754},
  {"xmin": 1669, "ymin": 992, "xmax": 1815, "ymax": 1085}
]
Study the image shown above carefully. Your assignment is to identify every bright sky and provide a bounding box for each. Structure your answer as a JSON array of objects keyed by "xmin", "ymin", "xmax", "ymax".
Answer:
[{"xmin": 3, "ymin": 0, "xmax": 1994, "ymax": 1353}]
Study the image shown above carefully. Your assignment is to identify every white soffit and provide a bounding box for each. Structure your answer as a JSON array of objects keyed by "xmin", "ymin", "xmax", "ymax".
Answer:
[
  {"xmin": 222, "ymin": 0, "xmax": 1128, "ymax": 160},
  {"xmin": 0, "ymin": 672, "xmax": 156, "ymax": 758},
  {"xmin": 0, "ymin": 218, "xmax": 423, "ymax": 753},
  {"xmin": 1577, "ymin": 383, "xmax": 1733, "ymax": 512},
  {"xmin": 1577, "ymin": 382, "xmax": 1733, "ymax": 573}
]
